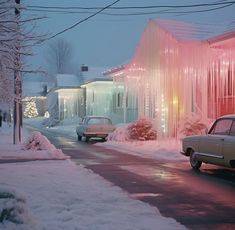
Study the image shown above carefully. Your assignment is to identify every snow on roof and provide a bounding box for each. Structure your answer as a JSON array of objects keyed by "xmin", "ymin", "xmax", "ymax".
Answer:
[
  {"xmin": 206, "ymin": 30, "xmax": 235, "ymax": 48},
  {"xmin": 56, "ymin": 74, "xmax": 80, "ymax": 87},
  {"xmin": 153, "ymin": 19, "xmax": 213, "ymax": 41},
  {"xmin": 81, "ymin": 66, "xmax": 109, "ymax": 81},
  {"xmin": 153, "ymin": 19, "xmax": 235, "ymax": 41},
  {"xmin": 80, "ymin": 78, "xmax": 113, "ymax": 88},
  {"xmin": 103, "ymin": 65, "xmax": 125, "ymax": 76}
]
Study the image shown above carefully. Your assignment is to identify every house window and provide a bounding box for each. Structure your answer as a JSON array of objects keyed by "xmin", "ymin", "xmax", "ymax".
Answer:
[
  {"xmin": 92, "ymin": 90, "xmax": 95, "ymax": 102},
  {"xmin": 117, "ymin": 92, "xmax": 121, "ymax": 107},
  {"xmin": 227, "ymin": 67, "xmax": 233, "ymax": 96},
  {"xmin": 81, "ymin": 96, "xmax": 84, "ymax": 105},
  {"xmin": 126, "ymin": 93, "xmax": 128, "ymax": 107},
  {"xmin": 81, "ymin": 65, "xmax": 88, "ymax": 72}
]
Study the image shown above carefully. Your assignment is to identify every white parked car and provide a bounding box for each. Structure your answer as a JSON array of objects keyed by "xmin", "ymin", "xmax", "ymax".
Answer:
[
  {"xmin": 181, "ymin": 114, "xmax": 235, "ymax": 169},
  {"xmin": 76, "ymin": 116, "xmax": 115, "ymax": 142}
]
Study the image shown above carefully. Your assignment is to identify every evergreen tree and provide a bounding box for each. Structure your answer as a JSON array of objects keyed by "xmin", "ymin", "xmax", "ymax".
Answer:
[{"xmin": 24, "ymin": 100, "xmax": 38, "ymax": 118}]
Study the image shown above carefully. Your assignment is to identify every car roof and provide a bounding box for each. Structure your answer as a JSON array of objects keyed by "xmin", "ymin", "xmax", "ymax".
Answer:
[
  {"xmin": 220, "ymin": 114, "xmax": 235, "ymax": 119},
  {"xmin": 84, "ymin": 115, "xmax": 111, "ymax": 119}
]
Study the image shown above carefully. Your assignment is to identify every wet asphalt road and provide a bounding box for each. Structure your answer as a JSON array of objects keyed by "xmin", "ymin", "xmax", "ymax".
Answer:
[{"xmin": 25, "ymin": 126, "xmax": 235, "ymax": 230}]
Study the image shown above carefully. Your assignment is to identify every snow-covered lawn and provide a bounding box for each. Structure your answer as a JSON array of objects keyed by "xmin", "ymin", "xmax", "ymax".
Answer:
[{"xmin": 0, "ymin": 121, "xmax": 187, "ymax": 230}]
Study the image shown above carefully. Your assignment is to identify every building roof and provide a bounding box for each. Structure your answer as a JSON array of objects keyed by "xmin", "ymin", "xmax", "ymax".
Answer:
[
  {"xmin": 80, "ymin": 78, "xmax": 113, "ymax": 87},
  {"xmin": 81, "ymin": 67, "xmax": 109, "ymax": 82},
  {"xmin": 206, "ymin": 30, "xmax": 235, "ymax": 49},
  {"xmin": 103, "ymin": 65, "xmax": 125, "ymax": 76},
  {"xmin": 153, "ymin": 19, "xmax": 235, "ymax": 42}
]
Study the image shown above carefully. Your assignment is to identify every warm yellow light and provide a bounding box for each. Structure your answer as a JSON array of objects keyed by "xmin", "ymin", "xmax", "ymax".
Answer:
[
  {"xmin": 44, "ymin": 111, "xmax": 50, "ymax": 118},
  {"xmin": 172, "ymin": 97, "xmax": 178, "ymax": 105}
]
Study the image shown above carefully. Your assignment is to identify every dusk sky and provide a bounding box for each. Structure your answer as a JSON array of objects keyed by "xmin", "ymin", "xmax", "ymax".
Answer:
[{"xmin": 24, "ymin": 0, "xmax": 235, "ymax": 72}]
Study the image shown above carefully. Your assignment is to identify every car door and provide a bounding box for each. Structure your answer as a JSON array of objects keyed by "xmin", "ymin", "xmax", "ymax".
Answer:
[
  {"xmin": 198, "ymin": 118, "xmax": 233, "ymax": 164},
  {"xmin": 222, "ymin": 120, "xmax": 235, "ymax": 166}
]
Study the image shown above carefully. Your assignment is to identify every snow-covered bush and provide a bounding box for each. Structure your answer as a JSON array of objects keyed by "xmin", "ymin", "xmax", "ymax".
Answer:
[
  {"xmin": 23, "ymin": 131, "xmax": 51, "ymax": 151},
  {"xmin": 178, "ymin": 113, "xmax": 207, "ymax": 137},
  {"xmin": 127, "ymin": 117, "xmax": 157, "ymax": 141},
  {"xmin": 22, "ymin": 132, "xmax": 68, "ymax": 159},
  {"xmin": 107, "ymin": 126, "xmax": 130, "ymax": 142},
  {"xmin": 0, "ymin": 189, "xmax": 33, "ymax": 226}
]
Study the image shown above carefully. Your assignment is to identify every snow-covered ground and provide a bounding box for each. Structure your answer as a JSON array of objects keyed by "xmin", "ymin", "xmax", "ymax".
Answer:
[{"xmin": 0, "ymin": 120, "xmax": 187, "ymax": 230}]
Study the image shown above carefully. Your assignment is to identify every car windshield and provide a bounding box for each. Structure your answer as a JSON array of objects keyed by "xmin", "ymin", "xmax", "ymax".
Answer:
[
  {"xmin": 210, "ymin": 119, "xmax": 232, "ymax": 135},
  {"xmin": 87, "ymin": 118, "xmax": 111, "ymax": 125}
]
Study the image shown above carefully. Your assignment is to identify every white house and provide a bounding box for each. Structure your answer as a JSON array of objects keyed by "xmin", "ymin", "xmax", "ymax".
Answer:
[
  {"xmin": 80, "ymin": 78, "xmax": 125, "ymax": 124},
  {"xmin": 47, "ymin": 74, "xmax": 85, "ymax": 125}
]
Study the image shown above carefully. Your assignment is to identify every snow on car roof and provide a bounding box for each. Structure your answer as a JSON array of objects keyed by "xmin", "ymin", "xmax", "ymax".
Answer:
[{"xmin": 84, "ymin": 115, "xmax": 111, "ymax": 119}]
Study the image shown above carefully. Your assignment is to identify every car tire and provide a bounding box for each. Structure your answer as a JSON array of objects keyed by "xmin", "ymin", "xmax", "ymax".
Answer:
[
  {"xmin": 189, "ymin": 149, "xmax": 202, "ymax": 169},
  {"xmin": 77, "ymin": 135, "xmax": 82, "ymax": 141},
  {"xmin": 84, "ymin": 136, "xmax": 89, "ymax": 142}
]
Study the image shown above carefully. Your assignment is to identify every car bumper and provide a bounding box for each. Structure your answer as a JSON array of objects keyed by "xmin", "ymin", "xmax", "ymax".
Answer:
[{"xmin": 84, "ymin": 133, "xmax": 108, "ymax": 138}]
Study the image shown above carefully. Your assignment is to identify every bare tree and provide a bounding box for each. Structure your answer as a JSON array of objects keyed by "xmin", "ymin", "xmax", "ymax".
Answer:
[
  {"xmin": 45, "ymin": 38, "xmax": 73, "ymax": 74},
  {"xmin": 0, "ymin": 0, "xmax": 16, "ymax": 109},
  {"xmin": 0, "ymin": 0, "xmax": 46, "ymax": 143}
]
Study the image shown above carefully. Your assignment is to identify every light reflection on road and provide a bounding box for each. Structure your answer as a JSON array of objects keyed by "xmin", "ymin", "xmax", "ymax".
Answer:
[
  {"xmin": 119, "ymin": 164, "xmax": 235, "ymax": 208},
  {"xmin": 120, "ymin": 165, "xmax": 186, "ymax": 184}
]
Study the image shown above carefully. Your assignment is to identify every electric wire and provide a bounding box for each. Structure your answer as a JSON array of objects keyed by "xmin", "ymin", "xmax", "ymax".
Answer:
[
  {"xmin": 26, "ymin": 1, "xmax": 235, "ymax": 10},
  {"xmin": 49, "ymin": 0, "xmax": 121, "ymax": 39},
  {"xmin": 24, "ymin": 2, "xmax": 235, "ymax": 17},
  {"xmin": 23, "ymin": 0, "xmax": 235, "ymax": 40}
]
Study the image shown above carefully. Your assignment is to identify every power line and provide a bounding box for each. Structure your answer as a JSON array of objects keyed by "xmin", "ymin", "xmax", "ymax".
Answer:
[
  {"xmin": 24, "ymin": 1, "xmax": 235, "ymax": 17},
  {"xmin": 26, "ymin": 1, "xmax": 235, "ymax": 10},
  {"xmin": 49, "ymin": 0, "xmax": 121, "ymax": 39},
  {"xmin": 27, "ymin": 1, "xmax": 235, "ymax": 40}
]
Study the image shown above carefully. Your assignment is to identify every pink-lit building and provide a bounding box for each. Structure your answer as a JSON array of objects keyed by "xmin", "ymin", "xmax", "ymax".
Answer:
[{"xmin": 105, "ymin": 19, "xmax": 235, "ymax": 138}]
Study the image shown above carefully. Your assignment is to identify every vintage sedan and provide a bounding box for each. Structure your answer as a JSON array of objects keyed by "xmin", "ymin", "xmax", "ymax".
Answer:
[
  {"xmin": 181, "ymin": 114, "xmax": 235, "ymax": 169},
  {"xmin": 76, "ymin": 116, "xmax": 115, "ymax": 142}
]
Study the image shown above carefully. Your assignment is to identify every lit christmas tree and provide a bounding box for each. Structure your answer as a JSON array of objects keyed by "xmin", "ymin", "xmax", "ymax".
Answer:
[{"xmin": 24, "ymin": 100, "xmax": 38, "ymax": 118}]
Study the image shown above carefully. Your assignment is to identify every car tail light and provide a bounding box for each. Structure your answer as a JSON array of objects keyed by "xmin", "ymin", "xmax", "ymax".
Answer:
[{"xmin": 86, "ymin": 127, "xmax": 92, "ymax": 132}]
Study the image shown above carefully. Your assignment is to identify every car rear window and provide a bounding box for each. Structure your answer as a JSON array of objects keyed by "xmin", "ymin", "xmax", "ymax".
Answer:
[{"xmin": 87, "ymin": 118, "xmax": 111, "ymax": 125}]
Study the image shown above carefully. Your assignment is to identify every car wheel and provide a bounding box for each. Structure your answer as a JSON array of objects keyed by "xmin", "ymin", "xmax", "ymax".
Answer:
[
  {"xmin": 77, "ymin": 135, "xmax": 82, "ymax": 141},
  {"xmin": 84, "ymin": 136, "xmax": 89, "ymax": 142},
  {"xmin": 189, "ymin": 149, "xmax": 202, "ymax": 169}
]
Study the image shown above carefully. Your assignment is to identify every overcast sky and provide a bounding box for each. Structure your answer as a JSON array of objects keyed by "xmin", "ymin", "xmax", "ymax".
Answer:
[{"xmin": 23, "ymin": 0, "xmax": 235, "ymax": 73}]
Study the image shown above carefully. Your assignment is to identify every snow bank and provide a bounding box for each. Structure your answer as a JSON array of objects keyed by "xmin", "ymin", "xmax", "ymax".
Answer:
[
  {"xmin": 22, "ymin": 131, "xmax": 66, "ymax": 159},
  {"xmin": 0, "ymin": 124, "xmax": 68, "ymax": 160}
]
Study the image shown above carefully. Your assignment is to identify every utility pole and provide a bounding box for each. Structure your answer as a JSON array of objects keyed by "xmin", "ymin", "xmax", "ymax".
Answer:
[{"xmin": 13, "ymin": 0, "xmax": 22, "ymax": 144}]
